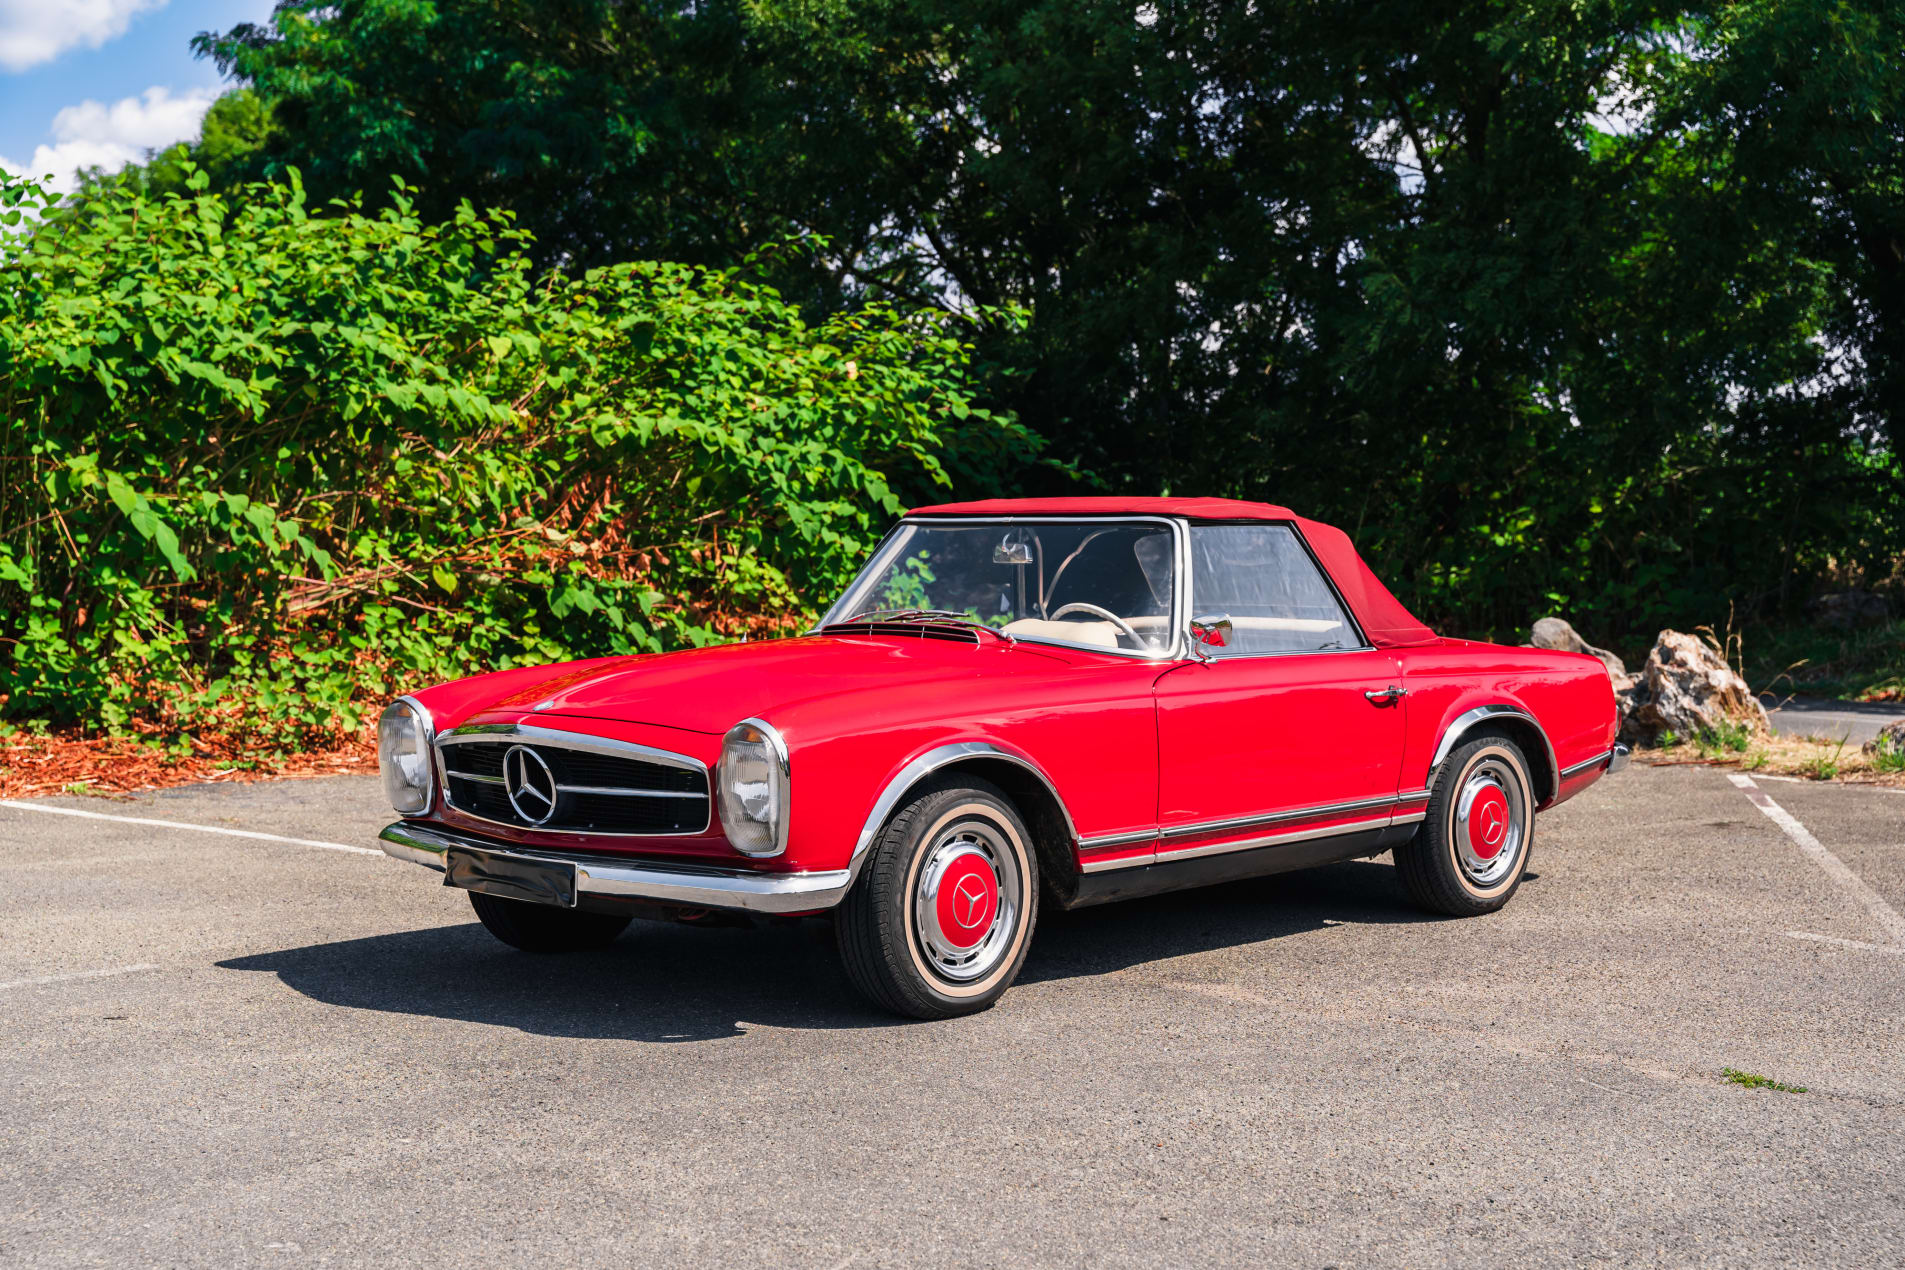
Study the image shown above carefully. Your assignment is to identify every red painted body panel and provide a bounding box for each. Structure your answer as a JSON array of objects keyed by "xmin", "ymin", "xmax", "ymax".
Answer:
[
  {"xmin": 1154, "ymin": 650, "xmax": 1406, "ymax": 828},
  {"xmin": 400, "ymin": 501, "xmax": 1621, "ymax": 889},
  {"xmin": 761, "ymin": 640, "xmax": 1164, "ymax": 870},
  {"xmin": 1394, "ymin": 639, "xmax": 1617, "ymax": 800}
]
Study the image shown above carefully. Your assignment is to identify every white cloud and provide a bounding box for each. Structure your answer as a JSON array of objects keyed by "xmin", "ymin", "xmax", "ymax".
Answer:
[
  {"xmin": 0, "ymin": 0, "xmax": 167, "ymax": 72},
  {"xmin": 1, "ymin": 85, "xmax": 216, "ymax": 193}
]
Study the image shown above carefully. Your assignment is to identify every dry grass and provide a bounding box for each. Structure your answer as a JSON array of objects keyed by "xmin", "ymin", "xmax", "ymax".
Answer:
[{"xmin": 1641, "ymin": 731, "xmax": 1905, "ymax": 787}]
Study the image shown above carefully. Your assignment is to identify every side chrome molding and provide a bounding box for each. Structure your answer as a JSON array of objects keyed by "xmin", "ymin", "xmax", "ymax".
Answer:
[
  {"xmin": 1080, "ymin": 812, "xmax": 1401, "ymax": 874},
  {"xmin": 1077, "ymin": 789, "xmax": 1433, "ymax": 874},
  {"xmin": 1426, "ymin": 703, "xmax": 1558, "ymax": 792},
  {"xmin": 1560, "ymin": 743, "xmax": 1630, "ymax": 780},
  {"xmin": 851, "ymin": 741, "xmax": 1081, "ymax": 866}
]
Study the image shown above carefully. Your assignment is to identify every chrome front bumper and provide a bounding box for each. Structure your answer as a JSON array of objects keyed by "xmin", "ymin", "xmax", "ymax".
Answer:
[
  {"xmin": 379, "ymin": 821, "xmax": 853, "ymax": 914},
  {"xmin": 1607, "ymin": 742, "xmax": 1631, "ymax": 774}
]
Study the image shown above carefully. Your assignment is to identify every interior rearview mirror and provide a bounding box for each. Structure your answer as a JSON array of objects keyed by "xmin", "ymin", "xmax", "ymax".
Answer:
[{"xmin": 992, "ymin": 533, "xmax": 1033, "ymax": 566}]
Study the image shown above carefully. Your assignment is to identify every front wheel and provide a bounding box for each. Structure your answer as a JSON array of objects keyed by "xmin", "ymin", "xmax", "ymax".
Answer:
[
  {"xmin": 468, "ymin": 891, "xmax": 631, "ymax": 952},
  {"xmin": 1394, "ymin": 732, "xmax": 1536, "ymax": 916},
  {"xmin": 835, "ymin": 779, "xmax": 1039, "ymax": 1019}
]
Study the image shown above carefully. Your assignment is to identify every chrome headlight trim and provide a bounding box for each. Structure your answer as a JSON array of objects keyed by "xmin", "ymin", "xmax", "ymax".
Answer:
[
  {"xmin": 717, "ymin": 717, "xmax": 790, "ymax": 858},
  {"xmin": 378, "ymin": 695, "xmax": 437, "ymax": 815}
]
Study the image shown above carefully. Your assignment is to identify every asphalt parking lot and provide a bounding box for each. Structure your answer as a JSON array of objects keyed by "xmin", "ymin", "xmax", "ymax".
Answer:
[{"xmin": 3, "ymin": 765, "xmax": 1902, "ymax": 1268}]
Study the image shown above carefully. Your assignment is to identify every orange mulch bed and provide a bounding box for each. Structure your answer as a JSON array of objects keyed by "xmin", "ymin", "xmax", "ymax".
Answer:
[{"xmin": 0, "ymin": 728, "xmax": 377, "ymax": 799}]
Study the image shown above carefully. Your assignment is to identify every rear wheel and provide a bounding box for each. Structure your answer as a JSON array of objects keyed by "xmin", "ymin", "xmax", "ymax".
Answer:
[
  {"xmin": 468, "ymin": 891, "xmax": 631, "ymax": 952},
  {"xmin": 1394, "ymin": 732, "xmax": 1535, "ymax": 916},
  {"xmin": 836, "ymin": 780, "xmax": 1039, "ymax": 1019}
]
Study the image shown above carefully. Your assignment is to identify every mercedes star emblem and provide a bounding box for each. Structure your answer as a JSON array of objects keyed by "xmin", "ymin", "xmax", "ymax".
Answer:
[
  {"xmin": 952, "ymin": 872, "xmax": 991, "ymax": 929},
  {"xmin": 1478, "ymin": 799, "xmax": 1507, "ymax": 847},
  {"xmin": 502, "ymin": 744, "xmax": 559, "ymax": 826}
]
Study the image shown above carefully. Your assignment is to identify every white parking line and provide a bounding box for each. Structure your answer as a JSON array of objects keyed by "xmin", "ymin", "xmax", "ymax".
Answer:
[
  {"xmin": 1727, "ymin": 774, "xmax": 1905, "ymax": 946},
  {"xmin": 1752, "ymin": 772, "xmax": 1905, "ymax": 794},
  {"xmin": 0, "ymin": 963, "xmax": 158, "ymax": 991},
  {"xmin": 0, "ymin": 800, "xmax": 382, "ymax": 856}
]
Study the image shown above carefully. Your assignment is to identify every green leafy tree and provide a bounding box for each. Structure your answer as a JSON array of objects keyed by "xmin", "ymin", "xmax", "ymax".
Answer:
[
  {"xmin": 0, "ymin": 171, "xmax": 1040, "ymax": 738},
  {"xmin": 124, "ymin": 1, "xmax": 1905, "ymax": 637},
  {"xmin": 194, "ymin": 1, "xmax": 766, "ymax": 268}
]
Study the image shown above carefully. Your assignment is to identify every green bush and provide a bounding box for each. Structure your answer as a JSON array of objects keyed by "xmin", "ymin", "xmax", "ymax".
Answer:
[{"xmin": 0, "ymin": 171, "xmax": 1042, "ymax": 741}]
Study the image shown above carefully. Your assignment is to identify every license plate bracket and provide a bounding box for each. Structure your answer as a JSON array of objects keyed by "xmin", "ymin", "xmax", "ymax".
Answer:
[{"xmin": 443, "ymin": 848, "xmax": 578, "ymax": 908}]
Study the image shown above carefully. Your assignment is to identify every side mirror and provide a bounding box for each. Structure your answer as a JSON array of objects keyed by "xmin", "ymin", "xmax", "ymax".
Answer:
[{"xmin": 1188, "ymin": 614, "xmax": 1233, "ymax": 662}]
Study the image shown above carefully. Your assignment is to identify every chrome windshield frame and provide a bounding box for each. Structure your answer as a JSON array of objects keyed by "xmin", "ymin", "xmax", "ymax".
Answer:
[{"xmin": 815, "ymin": 514, "xmax": 1188, "ymax": 661}]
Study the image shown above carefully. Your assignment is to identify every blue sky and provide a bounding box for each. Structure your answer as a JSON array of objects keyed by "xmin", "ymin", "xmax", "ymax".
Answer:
[{"xmin": 0, "ymin": 0, "xmax": 273, "ymax": 190}]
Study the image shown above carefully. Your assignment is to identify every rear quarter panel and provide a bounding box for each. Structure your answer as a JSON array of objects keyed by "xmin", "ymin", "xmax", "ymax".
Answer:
[{"xmin": 1398, "ymin": 639, "xmax": 1617, "ymax": 804}]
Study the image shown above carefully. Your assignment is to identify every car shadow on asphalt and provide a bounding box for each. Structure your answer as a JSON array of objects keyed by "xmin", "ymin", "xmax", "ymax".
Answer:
[{"xmin": 218, "ymin": 858, "xmax": 1430, "ymax": 1043}]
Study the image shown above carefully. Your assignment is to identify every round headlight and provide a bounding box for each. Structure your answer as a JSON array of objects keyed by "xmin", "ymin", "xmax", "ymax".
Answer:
[
  {"xmin": 377, "ymin": 697, "xmax": 435, "ymax": 814},
  {"xmin": 717, "ymin": 718, "xmax": 789, "ymax": 857}
]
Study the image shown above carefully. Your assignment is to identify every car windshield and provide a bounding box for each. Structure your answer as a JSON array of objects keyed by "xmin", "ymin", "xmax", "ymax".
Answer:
[{"xmin": 819, "ymin": 519, "xmax": 1178, "ymax": 655}]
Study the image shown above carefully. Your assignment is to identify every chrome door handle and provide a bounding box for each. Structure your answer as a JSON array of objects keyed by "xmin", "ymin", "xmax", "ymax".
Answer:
[{"xmin": 1364, "ymin": 685, "xmax": 1407, "ymax": 705}]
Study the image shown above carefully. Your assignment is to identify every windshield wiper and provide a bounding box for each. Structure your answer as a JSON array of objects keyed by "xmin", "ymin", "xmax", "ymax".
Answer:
[{"xmin": 824, "ymin": 608, "xmax": 1013, "ymax": 642}]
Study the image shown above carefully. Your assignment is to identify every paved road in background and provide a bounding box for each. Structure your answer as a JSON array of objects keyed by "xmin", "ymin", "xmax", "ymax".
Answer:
[
  {"xmin": 3, "ymin": 766, "xmax": 1902, "ymax": 1267},
  {"xmin": 1762, "ymin": 693, "xmax": 1905, "ymax": 745}
]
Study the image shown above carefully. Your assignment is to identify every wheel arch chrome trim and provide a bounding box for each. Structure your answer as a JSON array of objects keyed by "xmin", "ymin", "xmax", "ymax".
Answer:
[
  {"xmin": 1426, "ymin": 703, "xmax": 1559, "ymax": 802},
  {"xmin": 851, "ymin": 742, "xmax": 1080, "ymax": 866}
]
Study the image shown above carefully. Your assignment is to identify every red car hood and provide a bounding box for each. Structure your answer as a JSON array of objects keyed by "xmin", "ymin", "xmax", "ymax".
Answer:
[{"xmin": 463, "ymin": 633, "xmax": 1079, "ymax": 735}]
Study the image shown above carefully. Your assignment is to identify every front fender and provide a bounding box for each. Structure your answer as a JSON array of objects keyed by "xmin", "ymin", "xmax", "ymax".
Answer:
[{"xmin": 847, "ymin": 739, "xmax": 1080, "ymax": 867}]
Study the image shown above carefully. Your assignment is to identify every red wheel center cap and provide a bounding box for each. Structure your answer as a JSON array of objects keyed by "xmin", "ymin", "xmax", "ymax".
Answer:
[
  {"xmin": 935, "ymin": 857, "xmax": 998, "ymax": 949},
  {"xmin": 1467, "ymin": 786, "xmax": 1511, "ymax": 860}
]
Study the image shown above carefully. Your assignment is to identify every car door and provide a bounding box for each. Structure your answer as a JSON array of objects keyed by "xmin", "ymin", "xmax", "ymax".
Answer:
[{"xmin": 1153, "ymin": 522, "xmax": 1407, "ymax": 855}]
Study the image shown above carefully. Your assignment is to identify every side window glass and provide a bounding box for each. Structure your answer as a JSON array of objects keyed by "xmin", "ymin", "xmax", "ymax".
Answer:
[{"xmin": 1189, "ymin": 524, "xmax": 1359, "ymax": 655}]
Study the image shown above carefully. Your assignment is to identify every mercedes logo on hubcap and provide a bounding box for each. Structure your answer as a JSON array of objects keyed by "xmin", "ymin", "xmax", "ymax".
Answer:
[
  {"xmin": 951, "ymin": 873, "xmax": 991, "ymax": 930},
  {"xmin": 1478, "ymin": 799, "xmax": 1507, "ymax": 847},
  {"xmin": 503, "ymin": 745, "xmax": 559, "ymax": 825}
]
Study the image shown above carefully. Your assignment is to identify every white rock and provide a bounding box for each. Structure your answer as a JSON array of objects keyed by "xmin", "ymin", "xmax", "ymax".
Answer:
[{"xmin": 1632, "ymin": 630, "xmax": 1768, "ymax": 741}]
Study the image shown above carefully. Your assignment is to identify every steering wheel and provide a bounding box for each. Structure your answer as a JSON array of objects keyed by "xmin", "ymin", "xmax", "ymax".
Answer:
[{"xmin": 1049, "ymin": 602, "xmax": 1145, "ymax": 647}]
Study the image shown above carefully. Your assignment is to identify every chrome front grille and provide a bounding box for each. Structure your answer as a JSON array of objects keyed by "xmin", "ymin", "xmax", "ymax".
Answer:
[{"xmin": 436, "ymin": 726, "xmax": 711, "ymax": 836}]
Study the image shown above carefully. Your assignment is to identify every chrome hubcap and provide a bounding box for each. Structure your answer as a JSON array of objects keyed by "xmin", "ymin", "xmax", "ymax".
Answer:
[
  {"xmin": 913, "ymin": 821, "xmax": 1020, "ymax": 983},
  {"xmin": 1453, "ymin": 757, "xmax": 1526, "ymax": 887}
]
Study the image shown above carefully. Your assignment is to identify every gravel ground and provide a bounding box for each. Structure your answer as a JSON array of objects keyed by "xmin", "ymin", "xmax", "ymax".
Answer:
[{"xmin": 2, "ymin": 764, "xmax": 1901, "ymax": 1268}]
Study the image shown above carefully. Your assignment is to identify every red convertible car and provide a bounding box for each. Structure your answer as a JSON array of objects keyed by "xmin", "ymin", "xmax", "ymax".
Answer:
[{"xmin": 377, "ymin": 497, "xmax": 1625, "ymax": 1018}]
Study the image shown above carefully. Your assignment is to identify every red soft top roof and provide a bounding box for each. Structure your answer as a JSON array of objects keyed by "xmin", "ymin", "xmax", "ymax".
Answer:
[{"xmin": 908, "ymin": 496, "xmax": 1437, "ymax": 648}]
